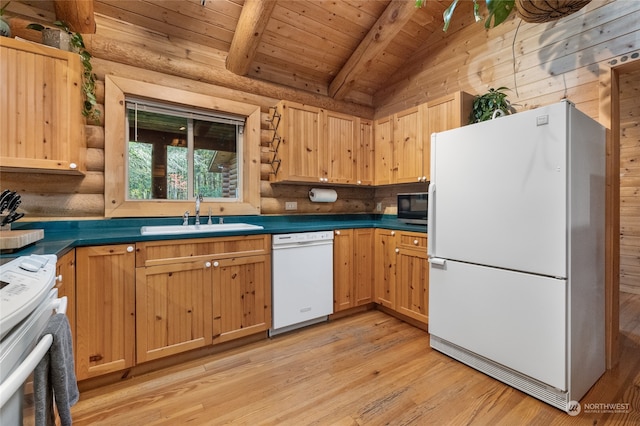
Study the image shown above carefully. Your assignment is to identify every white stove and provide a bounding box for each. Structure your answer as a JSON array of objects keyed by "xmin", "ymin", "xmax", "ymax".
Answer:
[
  {"xmin": 0, "ymin": 254, "xmax": 67, "ymax": 425},
  {"xmin": 1, "ymin": 254, "xmax": 58, "ymax": 339}
]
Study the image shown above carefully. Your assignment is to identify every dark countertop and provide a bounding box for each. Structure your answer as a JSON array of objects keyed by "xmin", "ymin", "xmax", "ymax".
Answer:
[{"xmin": 2, "ymin": 214, "xmax": 427, "ymax": 258}]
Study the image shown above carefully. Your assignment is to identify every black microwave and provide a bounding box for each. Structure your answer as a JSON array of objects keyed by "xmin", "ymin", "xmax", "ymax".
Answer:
[{"xmin": 397, "ymin": 193, "xmax": 428, "ymax": 225}]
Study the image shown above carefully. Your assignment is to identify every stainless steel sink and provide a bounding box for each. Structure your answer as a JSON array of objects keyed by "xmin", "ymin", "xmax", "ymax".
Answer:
[{"xmin": 140, "ymin": 223, "xmax": 264, "ymax": 235}]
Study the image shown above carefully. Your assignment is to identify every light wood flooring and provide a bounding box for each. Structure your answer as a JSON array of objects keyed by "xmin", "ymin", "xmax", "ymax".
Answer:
[{"xmin": 65, "ymin": 293, "xmax": 640, "ymax": 425}]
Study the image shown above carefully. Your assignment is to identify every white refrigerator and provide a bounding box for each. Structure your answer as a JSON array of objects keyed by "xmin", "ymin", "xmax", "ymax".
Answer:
[{"xmin": 427, "ymin": 100, "xmax": 606, "ymax": 412}]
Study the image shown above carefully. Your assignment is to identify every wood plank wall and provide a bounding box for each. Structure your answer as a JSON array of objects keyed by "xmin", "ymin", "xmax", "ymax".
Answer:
[
  {"xmin": 620, "ymin": 67, "xmax": 640, "ymax": 294},
  {"xmin": 374, "ymin": 0, "xmax": 638, "ymax": 122}
]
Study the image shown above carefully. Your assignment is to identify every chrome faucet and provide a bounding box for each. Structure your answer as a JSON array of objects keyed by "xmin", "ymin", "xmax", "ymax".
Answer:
[
  {"xmin": 183, "ymin": 211, "xmax": 189, "ymax": 226},
  {"xmin": 195, "ymin": 194, "xmax": 203, "ymax": 225}
]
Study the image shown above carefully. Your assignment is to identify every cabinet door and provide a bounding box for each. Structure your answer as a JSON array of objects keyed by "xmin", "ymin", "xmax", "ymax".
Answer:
[
  {"xmin": 394, "ymin": 107, "xmax": 424, "ymax": 184},
  {"xmin": 136, "ymin": 261, "xmax": 213, "ymax": 363},
  {"xmin": 357, "ymin": 119, "xmax": 374, "ymax": 186},
  {"xmin": 56, "ymin": 250, "xmax": 76, "ymax": 357},
  {"xmin": 424, "ymin": 92, "xmax": 474, "ymax": 181},
  {"xmin": 0, "ymin": 37, "xmax": 85, "ymax": 174},
  {"xmin": 374, "ymin": 229, "xmax": 397, "ymax": 308},
  {"xmin": 374, "ymin": 116, "xmax": 394, "ymax": 185},
  {"xmin": 333, "ymin": 229, "xmax": 354, "ymax": 312},
  {"xmin": 76, "ymin": 245, "xmax": 136, "ymax": 380},
  {"xmin": 325, "ymin": 110, "xmax": 358, "ymax": 184},
  {"xmin": 212, "ymin": 255, "xmax": 271, "ymax": 343},
  {"xmin": 276, "ymin": 101, "xmax": 324, "ymax": 183},
  {"xmin": 396, "ymin": 233, "xmax": 429, "ymax": 325},
  {"xmin": 353, "ymin": 228, "xmax": 374, "ymax": 306}
]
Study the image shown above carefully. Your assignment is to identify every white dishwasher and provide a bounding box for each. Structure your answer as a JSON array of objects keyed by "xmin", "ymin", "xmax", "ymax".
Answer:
[{"xmin": 270, "ymin": 230, "xmax": 334, "ymax": 336}]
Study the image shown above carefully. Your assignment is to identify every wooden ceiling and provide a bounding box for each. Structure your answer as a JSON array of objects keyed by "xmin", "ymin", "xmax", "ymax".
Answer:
[{"xmin": 17, "ymin": 0, "xmax": 474, "ymax": 110}]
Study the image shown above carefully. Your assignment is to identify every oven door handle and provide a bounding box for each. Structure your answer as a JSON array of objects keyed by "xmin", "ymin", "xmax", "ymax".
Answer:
[{"xmin": 0, "ymin": 296, "xmax": 67, "ymax": 409}]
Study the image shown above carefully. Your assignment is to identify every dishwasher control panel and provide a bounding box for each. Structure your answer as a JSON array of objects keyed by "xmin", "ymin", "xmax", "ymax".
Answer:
[{"xmin": 272, "ymin": 230, "xmax": 334, "ymax": 246}]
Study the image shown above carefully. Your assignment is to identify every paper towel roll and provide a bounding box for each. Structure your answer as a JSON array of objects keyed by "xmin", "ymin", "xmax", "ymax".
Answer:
[{"xmin": 309, "ymin": 188, "xmax": 338, "ymax": 203}]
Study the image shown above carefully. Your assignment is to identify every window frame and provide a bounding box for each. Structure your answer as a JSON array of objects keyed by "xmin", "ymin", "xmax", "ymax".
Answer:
[{"xmin": 105, "ymin": 75, "xmax": 261, "ymax": 217}]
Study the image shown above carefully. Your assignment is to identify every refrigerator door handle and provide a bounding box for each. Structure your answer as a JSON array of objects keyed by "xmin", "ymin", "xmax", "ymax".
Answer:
[
  {"xmin": 428, "ymin": 181, "xmax": 435, "ymax": 256},
  {"xmin": 429, "ymin": 257, "xmax": 446, "ymax": 267}
]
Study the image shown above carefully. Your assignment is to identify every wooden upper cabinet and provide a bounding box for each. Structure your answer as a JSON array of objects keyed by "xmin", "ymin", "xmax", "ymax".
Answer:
[
  {"xmin": 375, "ymin": 91, "xmax": 473, "ymax": 185},
  {"xmin": 0, "ymin": 37, "xmax": 85, "ymax": 174},
  {"xmin": 358, "ymin": 119, "xmax": 375, "ymax": 186},
  {"xmin": 374, "ymin": 116, "xmax": 394, "ymax": 186},
  {"xmin": 270, "ymin": 100, "xmax": 324, "ymax": 183},
  {"xmin": 325, "ymin": 109, "xmax": 357, "ymax": 184},
  {"xmin": 269, "ymin": 100, "xmax": 372, "ymax": 185},
  {"xmin": 423, "ymin": 92, "xmax": 474, "ymax": 179},
  {"xmin": 394, "ymin": 106, "xmax": 425, "ymax": 184}
]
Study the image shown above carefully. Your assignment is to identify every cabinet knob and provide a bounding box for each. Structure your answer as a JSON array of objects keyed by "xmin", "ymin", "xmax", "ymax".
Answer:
[
  {"xmin": 56, "ymin": 274, "xmax": 63, "ymax": 282},
  {"xmin": 335, "ymin": 230, "xmax": 341, "ymax": 235},
  {"xmin": 213, "ymin": 261, "xmax": 220, "ymax": 267},
  {"xmin": 395, "ymin": 248, "xmax": 400, "ymax": 253},
  {"xmin": 414, "ymin": 239, "xmax": 419, "ymax": 245},
  {"xmin": 391, "ymin": 231, "xmax": 395, "ymax": 236},
  {"xmin": 69, "ymin": 163, "xmax": 77, "ymax": 169},
  {"xmin": 126, "ymin": 246, "xmax": 134, "ymax": 253},
  {"xmin": 357, "ymin": 180, "xmax": 362, "ymax": 185},
  {"xmin": 417, "ymin": 177, "xmax": 422, "ymax": 182},
  {"xmin": 205, "ymin": 262, "xmax": 212, "ymax": 268}
]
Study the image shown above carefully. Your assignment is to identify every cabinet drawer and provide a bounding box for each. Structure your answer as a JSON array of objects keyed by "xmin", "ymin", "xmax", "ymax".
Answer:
[
  {"xmin": 136, "ymin": 234, "xmax": 270, "ymax": 267},
  {"xmin": 397, "ymin": 232, "xmax": 427, "ymax": 250}
]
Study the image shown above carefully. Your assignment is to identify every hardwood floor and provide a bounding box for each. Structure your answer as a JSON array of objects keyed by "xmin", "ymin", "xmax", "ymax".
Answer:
[{"xmin": 65, "ymin": 293, "xmax": 640, "ymax": 425}]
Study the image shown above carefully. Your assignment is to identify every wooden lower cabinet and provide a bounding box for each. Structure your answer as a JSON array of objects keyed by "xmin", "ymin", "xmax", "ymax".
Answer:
[
  {"xmin": 136, "ymin": 235, "xmax": 272, "ymax": 355},
  {"xmin": 136, "ymin": 260, "xmax": 213, "ymax": 363},
  {"xmin": 374, "ymin": 229, "xmax": 429, "ymax": 326},
  {"xmin": 212, "ymin": 254, "xmax": 271, "ymax": 344},
  {"xmin": 333, "ymin": 228, "xmax": 374, "ymax": 312},
  {"xmin": 374, "ymin": 229, "xmax": 397, "ymax": 309},
  {"xmin": 395, "ymin": 234, "xmax": 429, "ymax": 324},
  {"xmin": 55, "ymin": 250, "xmax": 76, "ymax": 357},
  {"xmin": 75, "ymin": 244, "xmax": 136, "ymax": 380}
]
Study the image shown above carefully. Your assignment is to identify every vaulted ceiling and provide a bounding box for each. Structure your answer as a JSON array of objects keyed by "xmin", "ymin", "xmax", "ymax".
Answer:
[{"xmin": 15, "ymin": 0, "xmax": 476, "ymax": 110}]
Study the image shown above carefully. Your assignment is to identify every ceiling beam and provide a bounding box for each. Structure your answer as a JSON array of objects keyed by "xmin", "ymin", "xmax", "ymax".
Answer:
[
  {"xmin": 54, "ymin": 0, "xmax": 96, "ymax": 34},
  {"xmin": 329, "ymin": 0, "xmax": 418, "ymax": 101},
  {"xmin": 226, "ymin": 0, "xmax": 277, "ymax": 76}
]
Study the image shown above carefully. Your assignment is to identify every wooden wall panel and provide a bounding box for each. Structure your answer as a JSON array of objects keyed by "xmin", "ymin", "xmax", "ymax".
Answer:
[
  {"xmin": 374, "ymin": 0, "xmax": 638, "ymax": 121},
  {"xmin": 619, "ymin": 67, "xmax": 640, "ymax": 294}
]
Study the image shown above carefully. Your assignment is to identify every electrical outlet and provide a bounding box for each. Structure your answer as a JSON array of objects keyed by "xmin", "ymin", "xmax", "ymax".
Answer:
[
  {"xmin": 376, "ymin": 202, "xmax": 382, "ymax": 212},
  {"xmin": 285, "ymin": 201, "xmax": 297, "ymax": 211}
]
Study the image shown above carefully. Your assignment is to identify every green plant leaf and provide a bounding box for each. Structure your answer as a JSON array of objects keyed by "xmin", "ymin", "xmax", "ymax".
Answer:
[
  {"xmin": 442, "ymin": 0, "xmax": 460, "ymax": 32},
  {"xmin": 26, "ymin": 23, "xmax": 44, "ymax": 31},
  {"xmin": 485, "ymin": 0, "xmax": 515, "ymax": 28}
]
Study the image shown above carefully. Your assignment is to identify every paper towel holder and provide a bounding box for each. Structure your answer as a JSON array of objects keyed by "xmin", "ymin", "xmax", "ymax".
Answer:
[{"xmin": 309, "ymin": 188, "xmax": 337, "ymax": 203}]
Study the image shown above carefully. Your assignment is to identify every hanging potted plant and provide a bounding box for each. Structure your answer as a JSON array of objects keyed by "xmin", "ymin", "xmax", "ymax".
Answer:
[
  {"xmin": 27, "ymin": 20, "xmax": 100, "ymax": 124},
  {"xmin": 415, "ymin": 0, "xmax": 591, "ymax": 31},
  {"xmin": 469, "ymin": 87, "xmax": 513, "ymax": 124},
  {"xmin": 0, "ymin": 1, "xmax": 11, "ymax": 37}
]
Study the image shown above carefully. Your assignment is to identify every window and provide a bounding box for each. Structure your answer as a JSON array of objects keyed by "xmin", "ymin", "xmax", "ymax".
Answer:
[
  {"xmin": 125, "ymin": 99, "xmax": 244, "ymax": 201},
  {"xmin": 104, "ymin": 76, "xmax": 261, "ymax": 218}
]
